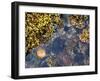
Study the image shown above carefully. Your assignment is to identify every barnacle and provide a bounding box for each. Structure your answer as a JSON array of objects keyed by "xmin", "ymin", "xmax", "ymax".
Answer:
[
  {"xmin": 69, "ymin": 15, "xmax": 89, "ymax": 29},
  {"xmin": 25, "ymin": 12, "xmax": 63, "ymax": 53},
  {"xmin": 79, "ymin": 28, "xmax": 89, "ymax": 43}
]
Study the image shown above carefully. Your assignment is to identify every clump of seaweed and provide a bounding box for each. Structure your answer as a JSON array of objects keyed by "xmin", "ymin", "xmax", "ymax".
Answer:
[
  {"xmin": 79, "ymin": 28, "xmax": 89, "ymax": 43},
  {"xmin": 25, "ymin": 12, "xmax": 63, "ymax": 53},
  {"xmin": 68, "ymin": 15, "xmax": 89, "ymax": 29}
]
